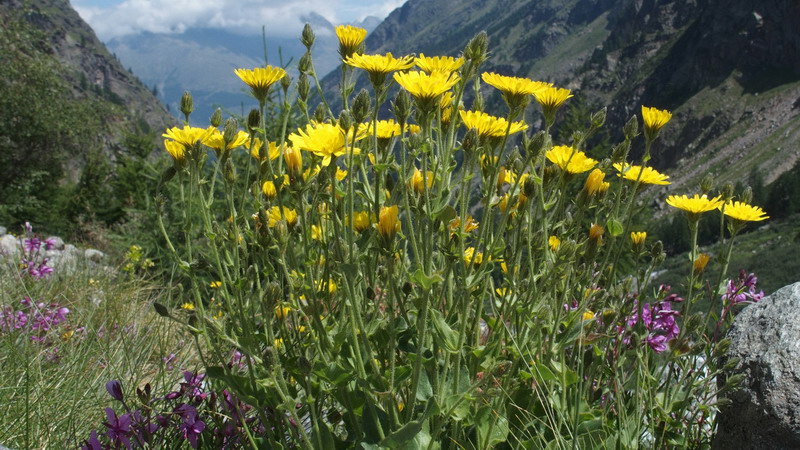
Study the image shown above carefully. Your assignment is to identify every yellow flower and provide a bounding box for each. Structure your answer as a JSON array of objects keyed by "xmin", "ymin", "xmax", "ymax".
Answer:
[
  {"xmin": 335, "ymin": 167, "xmax": 347, "ymax": 181},
  {"xmin": 409, "ymin": 168, "xmax": 434, "ymax": 195},
  {"xmin": 234, "ymin": 66, "xmax": 287, "ymax": 102},
  {"xmin": 693, "ymin": 253, "xmax": 711, "ymax": 273},
  {"xmin": 311, "ymin": 224, "xmax": 324, "ymax": 241},
  {"xmin": 666, "ymin": 194, "xmax": 723, "ymax": 214},
  {"xmin": 630, "ymin": 231, "xmax": 647, "ymax": 246},
  {"xmin": 164, "ymin": 139, "xmax": 187, "ymax": 161},
  {"xmin": 549, "ymin": 235, "xmax": 561, "ymax": 251},
  {"xmin": 482, "ymin": 72, "xmax": 551, "ymax": 108},
  {"xmin": 262, "ymin": 181, "xmax": 277, "ymax": 199},
  {"xmin": 584, "ymin": 168, "xmax": 610, "ymax": 195},
  {"xmin": 267, "ymin": 206, "xmax": 298, "ymax": 228},
  {"xmin": 394, "ymin": 70, "xmax": 460, "ymax": 103},
  {"xmin": 534, "ymin": 86, "xmax": 573, "ymax": 114},
  {"xmin": 274, "ymin": 304, "xmax": 291, "ymax": 319},
  {"xmin": 351, "ymin": 211, "xmax": 371, "ymax": 233},
  {"xmin": 589, "ymin": 224, "xmax": 605, "ymax": 242},
  {"xmin": 204, "ymin": 129, "xmax": 249, "ymax": 153},
  {"xmin": 459, "ymin": 110, "xmax": 528, "ymax": 138},
  {"xmin": 546, "ymin": 145, "xmax": 598, "ymax": 174},
  {"xmin": 641, "ymin": 106, "xmax": 672, "ymax": 140},
  {"xmin": 249, "ymin": 139, "xmax": 281, "ymax": 161},
  {"xmin": 378, "ymin": 205, "xmax": 400, "ymax": 240},
  {"xmin": 721, "ymin": 201, "xmax": 769, "ymax": 222},
  {"xmin": 358, "ymin": 119, "xmax": 410, "ymax": 139},
  {"xmin": 289, "ymin": 122, "xmax": 363, "ymax": 167},
  {"xmin": 181, "ymin": 303, "xmax": 195, "ymax": 310},
  {"xmin": 415, "ymin": 54, "xmax": 464, "ymax": 74},
  {"xmin": 344, "ymin": 53, "xmax": 414, "ymax": 84},
  {"xmin": 274, "ymin": 338, "xmax": 284, "ymax": 349},
  {"xmin": 439, "ymin": 91, "xmax": 456, "ymax": 122},
  {"xmin": 582, "ymin": 310, "xmax": 595, "ymax": 321},
  {"xmin": 163, "ymin": 126, "xmax": 215, "ymax": 160},
  {"xmin": 335, "ymin": 24, "xmax": 367, "ymax": 58},
  {"xmin": 209, "ymin": 281, "xmax": 222, "ymax": 288},
  {"xmin": 613, "ymin": 163, "xmax": 671, "ymax": 185},
  {"xmin": 449, "ymin": 215, "xmax": 479, "ymax": 234},
  {"xmin": 317, "ymin": 279, "xmax": 337, "ymax": 294},
  {"xmin": 463, "ymin": 247, "xmax": 484, "ymax": 265}
]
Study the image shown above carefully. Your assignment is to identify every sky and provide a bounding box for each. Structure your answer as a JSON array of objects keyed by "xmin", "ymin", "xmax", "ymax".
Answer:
[{"xmin": 71, "ymin": 0, "xmax": 405, "ymax": 41}]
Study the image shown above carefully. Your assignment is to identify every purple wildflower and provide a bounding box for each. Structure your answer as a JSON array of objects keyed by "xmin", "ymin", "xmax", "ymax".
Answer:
[
  {"xmin": 103, "ymin": 408, "xmax": 132, "ymax": 449},
  {"xmin": 106, "ymin": 380, "xmax": 124, "ymax": 402},
  {"xmin": 175, "ymin": 404, "xmax": 205, "ymax": 448},
  {"xmin": 81, "ymin": 430, "xmax": 105, "ymax": 450},
  {"xmin": 23, "ymin": 237, "xmax": 42, "ymax": 254}
]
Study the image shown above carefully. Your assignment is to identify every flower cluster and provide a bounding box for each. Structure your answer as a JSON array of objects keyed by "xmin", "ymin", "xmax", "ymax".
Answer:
[
  {"xmin": 17, "ymin": 222, "xmax": 55, "ymax": 279},
  {"xmin": 0, "ymin": 297, "xmax": 78, "ymax": 361},
  {"xmin": 721, "ymin": 271, "xmax": 764, "ymax": 306}
]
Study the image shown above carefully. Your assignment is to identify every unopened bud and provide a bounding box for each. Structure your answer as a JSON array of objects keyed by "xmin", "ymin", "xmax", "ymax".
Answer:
[
  {"xmin": 740, "ymin": 186, "xmax": 753, "ymax": 204},
  {"xmin": 210, "ymin": 108, "xmax": 222, "ymax": 127},
  {"xmin": 223, "ymin": 118, "xmax": 238, "ymax": 145},
  {"xmin": 301, "ymin": 24, "xmax": 315, "ymax": 49},
  {"xmin": 464, "ymin": 31, "xmax": 489, "ymax": 65},
  {"xmin": 224, "ymin": 158, "xmax": 236, "ymax": 183},
  {"xmin": 299, "ymin": 53, "xmax": 312, "ymax": 75},
  {"xmin": 623, "ymin": 114, "xmax": 638, "ymax": 139},
  {"xmin": 523, "ymin": 175, "xmax": 537, "ymax": 198},
  {"xmin": 297, "ymin": 74, "xmax": 310, "ymax": 101},
  {"xmin": 353, "ymin": 89, "xmax": 372, "ymax": 123},
  {"xmin": 392, "ymin": 89, "xmax": 411, "ymax": 124},
  {"xmin": 723, "ymin": 357, "xmax": 741, "ymax": 371},
  {"xmin": 725, "ymin": 373, "xmax": 744, "ymax": 389},
  {"xmin": 715, "ymin": 338, "xmax": 732, "ymax": 356},
  {"xmin": 247, "ymin": 108, "xmax": 260, "ymax": 132},
  {"xmin": 180, "ymin": 91, "xmax": 194, "ymax": 118},
  {"xmin": 591, "ymin": 107, "xmax": 607, "ymax": 129},
  {"xmin": 611, "ymin": 141, "xmax": 629, "ymax": 163},
  {"xmin": 314, "ymin": 103, "xmax": 327, "ymax": 123},
  {"xmin": 281, "ymin": 73, "xmax": 292, "ymax": 92},
  {"xmin": 338, "ymin": 110, "xmax": 353, "ymax": 132},
  {"xmin": 527, "ymin": 131, "xmax": 548, "ymax": 158},
  {"xmin": 651, "ymin": 240, "xmax": 665, "ymax": 264},
  {"xmin": 462, "ymin": 128, "xmax": 479, "ymax": 153},
  {"xmin": 700, "ymin": 173, "xmax": 714, "ymax": 195},
  {"xmin": 722, "ymin": 183, "xmax": 735, "ymax": 201}
]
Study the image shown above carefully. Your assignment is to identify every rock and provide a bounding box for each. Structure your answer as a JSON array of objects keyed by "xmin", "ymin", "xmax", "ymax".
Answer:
[
  {"xmin": 45, "ymin": 236, "xmax": 65, "ymax": 250},
  {"xmin": 714, "ymin": 282, "xmax": 800, "ymax": 449},
  {"xmin": 84, "ymin": 249, "xmax": 105, "ymax": 263},
  {"xmin": 0, "ymin": 225, "xmax": 6, "ymax": 235},
  {"xmin": 0, "ymin": 234, "xmax": 19, "ymax": 257}
]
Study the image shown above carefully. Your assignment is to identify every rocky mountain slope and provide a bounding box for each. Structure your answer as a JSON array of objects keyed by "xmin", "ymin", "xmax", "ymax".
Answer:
[{"xmin": 327, "ymin": 0, "xmax": 800, "ymax": 191}]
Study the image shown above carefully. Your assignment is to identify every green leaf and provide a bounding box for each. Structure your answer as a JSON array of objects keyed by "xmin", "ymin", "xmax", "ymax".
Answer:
[
  {"xmin": 434, "ymin": 206, "xmax": 457, "ymax": 223},
  {"xmin": 380, "ymin": 419, "xmax": 424, "ymax": 447},
  {"xmin": 606, "ymin": 218, "xmax": 624, "ymax": 237},
  {"xmin": 475, "ymin": 404, "xmax": 509, "ymax": 446},
  {"xmin": 410, "ymin": 269, "xmax": 443, "ymax": 290},
  {"xmin": 416, "ymin": 371, "xmax": 433, "ymax": 401},
  {"xmin": 430, "ymin": 309, "xmax": 460, "ymax": 353}
]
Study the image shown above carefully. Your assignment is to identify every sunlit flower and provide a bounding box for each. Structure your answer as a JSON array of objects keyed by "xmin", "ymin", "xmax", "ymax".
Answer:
[
  {"xmin": 693, "ymin": 253, "xmax": 710, "ymax": 273},
  {"xmin": 549, "ymin": 235, "xmax": 561, "ymax": 251},
  {"xmin": 394, "ymin": 71, "xmax": 460, "ymax": 107},
  {"xmin": 209, "ymin": 281, "xmax": 222, "ymax": 288},
  {"xmin": 546, "ymin": 145, "xmax": 598, "ymax": 174},
  {"xmin": 378, "ymin": 205, "xmax": 400, "ymax": 240},
  {"xmin": 268, "ymin": 206, "xmax": 298, "ymax": 228},
  {"xmin": 534, "ymin": 86, "xmax": 573, "ymax": 119},
  {"xmin": 630, "ymin": 231, "xmax": 647, "ymax": 246},
  {"xmin": 463, "ymin": 247, "xmax": 484, "ymax": 265},
  {"xmin": 274, "ymin": 338, "xmax": 283, "ymax": 349},
  {"xmin": 289, "ymin": 122, "xmax": 363, "ymax": 167},
  {"xmin": 274, "ymin": 304, "xmax": 291, "ymax": 319},
  {"xmin": 164, "ymin": 140, "xmax": 187, "ymax": 161},
  {"xmin": 234, "ymin": 66, "xmax": 287, "ymax": 102},
  {"xmin": 583, "ymin": 310, "xmax": 595, "ymax": 321},
  {"xmin": 415, "ymin": 54, "xmax": 464, "ymax": 74},
  {"xmin": 589, "ymin": 224, "xmax": 604, "ymax": 242},
  {"xmin": 249, "ymin": 139, "xmax": 281, "ymax": 161},
  {"xmin": 351, "ymin": 211, "xmax": 371, "ymax": 232},
  {"xmin": 262, "ymin": 181, "xmax": 277, "ymax": 199},
  {"xmin": 584, "ymin": 168, "xmax": 610, "ymax": 195},
  {"xmin": 317, "ymin": 279, "xmax": 337, "ymax": 294},
  {"xmin": 163, "ymin": 126, "xmax": 215, "ymax": 160},
  {"xmin": 335, "ymin": 25, "xmax": 367, "ymax": 58},
  {"xmin": 449, "ymin": 215, "xmax": 479, "ymax": 234},
  {"xmin": 666, "ymin": 194, "xmax": 723, "ymax": 214},
  {"xmin": 344, "ymin": 53, "xmax": 414, "ymax": 85},
  {"xmin": 721, "ymin": 201, "xmax": 769, "ymax": 222},
  {"xmin": 181, "ymin": 303, "xmax": 195, "ymax": 310},
  {"xmin": 641, "ymin": 106, "xmax": 672, "ymax": 140},
  {"xmin": 204, "ymin": 129, "xmax": 249, "ymax": 154},
  {"xmin": 459, "ymin": 110, "xmax": 528, "ymax": 138},
  {"xmin": 409, "ymin": 168, "xmax": 434, "ymax": 195},
  {"xmin": 482, "ymin": 72, "xmax": 551, "ymax": 108},
  {"xmin": 613, "ymin": 163, "xmax": 671, "ymax": 185},
  {"xmin": 439, "ymin": 91, "xmax": 456, "ymax": 122}
]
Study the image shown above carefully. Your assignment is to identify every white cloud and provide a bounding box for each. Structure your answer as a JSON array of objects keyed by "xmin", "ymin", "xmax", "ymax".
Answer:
[{"xmin": 73, "ymin": 0, "xmax": 406, "ymax": 41}]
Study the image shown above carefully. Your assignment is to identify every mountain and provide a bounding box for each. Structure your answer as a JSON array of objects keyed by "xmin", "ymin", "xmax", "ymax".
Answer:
[
  {"xmin": 323, "ymin": 0, "xmax": 800, "ymax": 190},
  {"xmin": 106, "ymin": 15, "xmax": 382, "ymax": 123}
]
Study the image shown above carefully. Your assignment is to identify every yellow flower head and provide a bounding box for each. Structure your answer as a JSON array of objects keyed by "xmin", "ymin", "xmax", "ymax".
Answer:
[
  {"xmin": 163, "ymin": 125, "xmax": 216, "ymax": 160},
  {"xmin": 204, "ymin": 129, "xmax": 250, "ymax": 153},
  {"xmin": 268, "ymin": 206, "xmax": 298, "ymax": 228},
  {"xmin": 358, "ymin": 119, "xmax": 413, "ymax": 140},
  {"xmin": 351, "ymin": 211, "xmax": 371, "ymax": 233},
  {"xmin": 262, "ymin": 181, "xmax": 277, "ymax": 199},
  {"xmin": 317, "ymin": 279, "xmax": 337, "ymax": 294},
  {"xmin": 209, "ymin": 281, "xmax": 222, "ymax": 288},
  {"xmin": 289, "ymin": 122, "xmax": 363, "ymax": 167},
  {"xmin": 283, "ymin": 146, "xmax": 303, "ymax": 176},
  {"xmin": 463, "ymin": 247, "xmax": 484, "ymax": 265},
  {"xmin": 249, "ymin": 139, "xmax": 281, "ymax": 161},
  {"xmin": 584, "ymin": 168, "xmax": 610, "ymax": 195},
  {"xmin": 449, "ymin": 215, "xmax": 479, "ymax": 234},
  {"xmin": 549, "ymin": 235, "xmax": 561, "ymax": 251},
  {"xmin": 274, "ymin": 338, "xmax": 283, "ymax": 349},
  {"xmin": 482, "ymin": 72, "xmax": 551, "ymax": 108},
  {"xmin": 693, "ymin": 253, "xmax": 711, "ymax": 273},
  {"xmin": 181, "ymin": 303, "xmax": 195, "ymax": 310},
  {"xmin": 721, "ymin": 201, "xmax": 769, "ymax": 222},
  {"xmin": 378, "ymin": 205, "xmax": 400, "ymax": 240},
  {"xmin": 274, "ymin": 304, "xmax": 291, "ymax": 319},
  {"xmin": 459, "ymin": 110, "xmax": 528, "ymax": 138},
  {"xmin": 164, "ymin": 139, "xmax": 187, "ymax": 161},
  {"xmin": 613, "ymin": 163, "xmax": 671, "ymax": 185},
  {"xmin": 393, "ymin": 70, "xmax": 460, "ymax": 104},
  {"xmin": 344, "ymin": 53, "xmax": 414, "ymax": 84},
  {"xmin": 335, "ymin": 25, "xmax": 367, "ymax": 58},
  {"xmin": 534, "ymin": 86, "xmax": 573, "ymax": 118},
  {"xmin": 234, "ymin": 66, "xmax": 287, "ymax": 102},
  {"xmin": 582, "ymin": 310, "xmax": 595, "ymax": 321},
  {"xmin": 415, "ymin": 54, "xmax": 465, "ymax": 74},
  {"xmin": 589, "ymin": 223, "xmax": 605, "ymax": 242},
  {"xmin": 630, "ymin": 231, "xmax": 647, "ymax": 246},
  {"xmin": 546, "ymin": 145, "xmax": 598, "ymax": 174},
  {"xmin": 641, "ymin": 106, "xmax": 672, "ymax": 140},
  {"xmin": 409, "ymin": 168, "xmax": 434, "ymax": 195},
  {"xmin": 665, "ymin": 194, "xmax": 723, "ymax": 214},
  {"xmin": 439, "ymin": 91, "xmax": 456, "ymax": 122}
]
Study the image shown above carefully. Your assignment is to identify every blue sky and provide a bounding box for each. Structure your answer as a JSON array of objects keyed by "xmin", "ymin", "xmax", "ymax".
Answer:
[{"xmin": 71, "ymin": 0, "xmax": 405, "ymax": 41}]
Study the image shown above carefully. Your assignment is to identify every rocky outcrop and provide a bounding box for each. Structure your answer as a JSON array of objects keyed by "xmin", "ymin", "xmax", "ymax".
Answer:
[{"xmin": 714, "ymin": 281, "xmax": 800, "ymax": 449}]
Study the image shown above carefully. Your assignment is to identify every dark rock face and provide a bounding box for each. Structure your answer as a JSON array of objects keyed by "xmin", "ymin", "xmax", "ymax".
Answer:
[{"xmin": 714, "ymin": 282, "xmax": 800, "ymax": 450}]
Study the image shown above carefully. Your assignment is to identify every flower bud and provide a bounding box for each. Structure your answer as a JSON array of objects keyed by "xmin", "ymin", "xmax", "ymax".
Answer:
[
  {"xmin": 224, "ymin": 158, "xmax": 236, "ymax": 183},
  {"xmin": 247, "ymin": 108, "xmax": 260, "ymax": 133},
  {"xmin": 378, "ymin": 205, "xmax": 400, "ymax": 243},
  {"xmin": 297, "ymin": 73, "xmax": 310, "ymax": 101},
  {"xmin": 693, "ymin": 253, "xmax": 710, "ymax": 274},
  {"xmin": 523, "ymin": 175, "xmax": 537, "ymax": 198},
  {"xmin": 301, "ymin": 24, "xmax": 315, "ymax": 49},
  {"xmin": 391, "ymin": 89, "xmax": 411, "ymax": 125},
  {"xmin": 180, "ymin": 91, "xmax": 194, "ymax": 119},
  {"xmin": 314, "ymin": 103, "xmax": 327, "ymax": 123},
  {"xmin": 353, "ymin": 89, "xmax": 372, "ymax": 123},
  {"xmin": 700, "ymin": 173, "xmax": 714, "ymax": 195},
  {"xmin": 210, "ymin": 108, "xmax": 222, "ymax": 127},
  {"xmin": 651, "ymin": 240, "xmax": 665, "ymax": 264},
  {"xmin": 591, "ymin": 107, "xmax": 607, "ymax": 129},
  {"xmin": 611, "ymin": 141, "xmax": 629, "ymax": 163},
  {"xmin": 527, "ymin": 131, "xmax": 548, "ymax": 158},
  {"xmin": 714, "ymin": 338, "xmax": 732, "ymax": 356},
  {"xmin": 223, "ymin": 118, "xmax": 238, "ymax": 146},
  {"xmin": 464, "ymin": 31, "xmax": 489, "ymax": 65},
  {"xmin": 280, "ymin": 73, "xmax": 292, "ymax": 92},
  {"xmin": 462, "ymin": 128, "xmax": 479, "ymax": 154},
  {"xmin": 338, "ymin": 110, "xmax": 353, "ymax": 132},
  {"xmin": 623, "ymin": 114, "xmax": 638, "ymax": 139},
  {"xmin": 106, "ymin": 380, "xmax": 124, "ymax": 402},
  {"xmin": 299, "ymin": 52, "xmax": 313, "ymax": 75},
  {"xmin": 722, "ymin": 183, "xmax": 735, "ymax": 202},
  {"xmin": 740, "ymin": 186, "xmax": 753, "ymax": 204}
]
